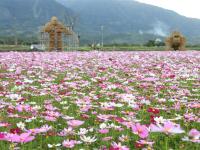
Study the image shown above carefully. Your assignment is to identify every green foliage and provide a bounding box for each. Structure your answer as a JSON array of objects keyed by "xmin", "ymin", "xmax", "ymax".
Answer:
[{"xmin": 144, "ymin": 40, "xmax": 165, "ymax": 47}]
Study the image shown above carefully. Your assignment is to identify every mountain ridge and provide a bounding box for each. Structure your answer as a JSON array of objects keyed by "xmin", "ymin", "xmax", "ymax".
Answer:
[
  {"xmin": 56, "ymin": 0, "xmax": 200, "ymax": 44},
  {"xmin": 0, "ymin": 0, "xmax": 73, "ymax": 37}
]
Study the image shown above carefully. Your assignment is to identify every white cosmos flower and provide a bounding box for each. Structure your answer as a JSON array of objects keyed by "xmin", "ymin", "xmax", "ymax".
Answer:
[
  {"xmin": 182, "ymin": 136, "xmax": 190, "ymax": 142},
  {"xmin": 121, "ymin": 94, "xmax": 136, "ymax": 102},
  {"xmin": 63, "ymin": 106, "xmax": 69, "ymax": 110},
  {"xmin": 29, "ymin": 102, "xmax": 37, "ymax": 105},
  {"xmin": 7, "ymin": 94, "xmax": 22, "ymax": 101},
  {"xmin": 16, "ymin": 122, "xmax": 26, "ymax": 130},
  {"xmin": 154, "ymin": 116, "xmax": 166, "ymax": 125},
  {"xmin": 169, "ymin": 114, "xmax": 183, "ymax": 121},
  {"xmin": 89, "ymin": 128, "xmax": 94, "ymax": 132},
  {"xmin": 77, "ymin": 128, "xmax": 88, "ymax": 135},
  {"xmin": 158, "ymin": 98, "xmax": 166, "ymax": 103},
  {"xmin": 25, "ymin": 117, "xmax": 36, "ymax": 123},
  {"xmin": 62, "ymin": 115, "xmax": 74, "ymax": 120},
  {"xmin": 64, "ymin": 127, "xmax": 75, "ymax": 135},
  {"xmin": 11, "ymin": 86, "xmax": 23, "ymax": 92},
  {"xmin": 24, "ymin": 79, "xmax": 34, "ymax": 83},
  {"xmin": 99, "ymin": 123, "xmax": 107, "ymax": 129},
  {"xmin": 108, "ymin": 123, "xmax": 121, "ymax": 129},
  {"xmin": 101, "ymin": 102, "xmax": 123, "ymax": 108},
  {"xmin": 48, "ymin": 143, "xmax": 61, "ymax": 148},
  {"xmin": 141, "ymin": 100, "xmax": 151, "ymax": 105},
  {"xmin": 107, "ymin": 85, "xmax": 117, "ymax": 89},
  {"xmin": 119, "ymin": 134, "xmax": 129, "ymax": 142},
  {"xmin": 80, "ymin": 135, "xmax": 97, "ymax": 143},
  {"xmin": 33, "ymin": 105, "xmax": 41, "ymax": 110},
  {"xmin": 114, "ymin": 103, "xmax": 124, "ymax": 107},
  {"xmin": 60, "ymin": 101, "xmax": 68, "ymax": 105},
  {"xmin": 169, "ymin": 99, "xmax": 175, "ymax": 102}
]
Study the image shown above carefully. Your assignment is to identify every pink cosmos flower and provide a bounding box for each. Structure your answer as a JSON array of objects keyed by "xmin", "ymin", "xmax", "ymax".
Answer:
[
  {"xmin": 184, "ymin": 113, "xmax": 197, "ymax": 122},
  {"xmin": 67, "ymin": 120, "xmax": 84, "ymax": 128},
  {"xmin": 182, "ymin": 129, "xmax": 200, "ymax": 143},
  {"xmin": 6, "ymin": 132, "xmax": 35, "ymax": 143},
  {"xmin": 15, "ymin": 67, "xmax": 22, "ymax": 75},
  {"xmin": 0, "ymin": 122, "xmax": 11, "ymax": 127},
  {"xmin": 102, "ymin": 136, "xmax": 113, "ymax": 141},
  {"xmin": 58, "ymin": 127, "xmax": 75, "ymax": 136},
  {"xmin": 28, "ymin": 128, "xmax": 42, "ymax": 135},
  {"xmin": 114, "ymin": 117, "xmax": 125, "ymax": 123},
  {"xmin": 44, "ymin": 116, "xmax": 57, "ymax": 122},
  {"xmin": 150, "ymin": 121, "xmax": 184, "ymax": 135},
  {"xmin": 99, "ymin": 129, "xmax": 109, "ymax": 134},
  {"xmin": 97, "ymin": 114, "xmax": 112, "ymax": 121},
  {"xmin": 29, "ymin": 124, "xmax": 52, "ymax": 135},
  {"xmin": 132, "ymin": 123, "xmax": 149, "ymax": 139},
  {"xmin": 39, "ymin": 125, "xmax": 52, "ymax": 133},
  {"xmin": 188, "ymin": 129, "xmax": 200, "ymax": 140},
  {"xmin": 110, "ymin": 142, "xmax": 130, "ymax": 150},
  {"xmin": 121, "ymin": 121, "xmax": 134, "ymax": 128},
  {"xmin": 62, "ymin": 140, "xmax": 81, "ymax": 148},
  {"xmin": 136, "ymin": 139, "xmax": 154, "ymax": 146},
  {"xmin": 62, "ymin": 140, "xmax": 76, "ymax": 148},
  {"xmin": 16, "ymin": 104, "xmax": 31, "ymax": 112}
]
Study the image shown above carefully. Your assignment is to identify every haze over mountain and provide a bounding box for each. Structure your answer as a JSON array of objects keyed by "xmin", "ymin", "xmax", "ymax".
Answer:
[{"xmin": 1, "ymin": 0, "xmax": 200, "ymax": 44}]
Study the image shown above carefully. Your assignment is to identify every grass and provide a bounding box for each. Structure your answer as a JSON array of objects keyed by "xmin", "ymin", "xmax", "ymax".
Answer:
[{"xmin": 1, "ymin": 44, "xmax": 200, "ymax": 51}]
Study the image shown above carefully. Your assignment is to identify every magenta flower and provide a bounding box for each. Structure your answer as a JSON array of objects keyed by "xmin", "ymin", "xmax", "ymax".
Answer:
[
  {"xmin": 67, "ymin": 120, "xmax": 84, "ymax": 128},
  {"xmin": 150, "ymin": 121, "xmax": 184, "ymax": 134},
  {"xmin": 0, "ymin": 133, "xmax": 6, "ymax": 141},
  {"xmin": 10, "ymin": 128, "xmax": 22, "ymax": 134},
  {"xmin": 132, "ymin": 123, "xmax": 149, "ymax": 139}
]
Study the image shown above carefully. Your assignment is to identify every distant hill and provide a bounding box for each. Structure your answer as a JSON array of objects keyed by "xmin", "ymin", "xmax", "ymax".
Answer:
[
  {"xmin": 0, "ymin": 0, "xmax": 73, "ymax": 38},
  {"xmin": 57, "ymin": 0, "xmax": 200, "ymax": 44}
]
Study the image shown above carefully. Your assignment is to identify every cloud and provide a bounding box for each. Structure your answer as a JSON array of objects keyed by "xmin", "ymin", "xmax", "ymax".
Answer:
[{"xmin": 136, "ymin": 0, "xmax": 200, "ymax": 19}]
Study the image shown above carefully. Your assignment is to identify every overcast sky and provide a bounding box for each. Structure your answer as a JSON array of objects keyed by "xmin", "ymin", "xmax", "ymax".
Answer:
[{"xmin": 136, "ymin": 0, "xmax": 200, "ymax": 19}]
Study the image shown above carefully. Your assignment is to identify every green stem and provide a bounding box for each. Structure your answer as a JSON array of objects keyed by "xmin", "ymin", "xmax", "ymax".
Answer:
[{"xmin": 165, "ymin": 137, "xmax": 168, "ymax": 150}]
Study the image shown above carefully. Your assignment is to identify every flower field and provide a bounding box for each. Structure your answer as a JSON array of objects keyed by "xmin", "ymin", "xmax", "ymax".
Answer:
[{"xmin": 0, "ymin": 51, "xmax": 199, "ymax": 150}]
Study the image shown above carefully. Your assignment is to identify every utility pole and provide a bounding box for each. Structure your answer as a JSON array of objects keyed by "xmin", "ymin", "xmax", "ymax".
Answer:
[{"xmin": 101, "ymin": 25, "xmax": 104, "ymax": 48}]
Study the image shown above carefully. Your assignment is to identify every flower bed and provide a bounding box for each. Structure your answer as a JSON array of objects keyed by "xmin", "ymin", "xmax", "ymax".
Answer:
[{"xmin": 0, "ymin": 51, "xmax": 199, "ymax": 149}]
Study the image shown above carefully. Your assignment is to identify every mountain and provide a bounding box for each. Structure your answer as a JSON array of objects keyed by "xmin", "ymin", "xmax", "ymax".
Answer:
[
  {"xmin": 0, "ymin": 0, "xmax": 73, "ymax": 38},
  {"xmin": 1, "ymin": 0, "xmax": 200, "ymax": 45},
  {"xmin": 56, "ymin": 0, "xmax": 200, "ymax": 44}
]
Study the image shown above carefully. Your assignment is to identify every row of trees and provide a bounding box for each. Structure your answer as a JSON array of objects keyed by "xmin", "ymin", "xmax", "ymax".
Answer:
[{"xmin": 0, "ymin": 36, "xmax": 38, "ymax": 45}]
